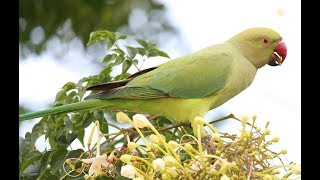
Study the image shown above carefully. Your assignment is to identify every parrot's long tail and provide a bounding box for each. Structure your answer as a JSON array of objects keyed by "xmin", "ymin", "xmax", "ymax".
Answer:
[{"xmin": 19, "ymin": 99, "xmax": 112, "ymax": 121}]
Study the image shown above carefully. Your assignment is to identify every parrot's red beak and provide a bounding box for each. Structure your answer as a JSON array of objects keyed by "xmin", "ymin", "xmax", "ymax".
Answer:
[{"xmin": 268, "ymin": 40, "xmax": 287, "ymax": 66}]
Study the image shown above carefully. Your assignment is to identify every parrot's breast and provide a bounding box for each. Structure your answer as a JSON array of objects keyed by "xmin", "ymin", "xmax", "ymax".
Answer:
[{"xmin": 208, "ymin": 51, "xmax": 257, "ymax": 110}]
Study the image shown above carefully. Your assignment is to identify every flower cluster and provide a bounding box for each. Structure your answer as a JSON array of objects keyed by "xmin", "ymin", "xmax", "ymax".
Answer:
[{"xmin": 63, "ymin": 114, "xmax": 301, "ymax": 179}]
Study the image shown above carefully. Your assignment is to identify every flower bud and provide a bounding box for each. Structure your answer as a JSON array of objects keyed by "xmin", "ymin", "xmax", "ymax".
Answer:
[
  {"xmin": 164, "ymin": 156, "xmax": 177, "ymax": 167},
  {"xmin": 133, "ymin": 114, "xmax": 150, "ymax": 128},
  {"xmin": 152, "ymin": 158, "xmax": 165, "ymax": 171},
  {"xmin": 149, "ymin": 134, "xmax": 159, "ymax": 144},
  {"xmin": 271, "ymin": 136, "xmax": 280, "ymax": 143},
  {"xmin": 128, "ymin": 142, "xmax": 138, "ymax": 150},
  {"xmin": 280, "ymin": 149, "xmax": 287, "ymax": 155},
  {"xmin": 264, "ymin": 129, "xmax": 270, "ymax": 135},
  {"xmin": 252, "ymin": 115, "xmax": 257, "ymax": 121},
  {"xmin": 168, "ymin": 141, "xmax": 179, "ymax": 149},
  {"xmin": 211, "ymin": 133, "xmax": 221, "ymax": 142},
  {"xmin": 116, "ymin": 112, "xmax": 131, "ymax": 123},
  {"xmin": 120, "ymin": 154, "xmax": 132, "ymax": 163},
  {"xmin": 184, "ymin": 143, "xmax": 195, "ymax": 151},
  {"xmin": 165, "ymin": 167, "xmax": 179, "ymax": 178}
]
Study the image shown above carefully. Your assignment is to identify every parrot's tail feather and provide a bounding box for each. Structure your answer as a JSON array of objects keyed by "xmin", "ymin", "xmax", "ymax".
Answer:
[{"xmin": 19, "ymin": 99, "xmax": 112, "ymax": 121}]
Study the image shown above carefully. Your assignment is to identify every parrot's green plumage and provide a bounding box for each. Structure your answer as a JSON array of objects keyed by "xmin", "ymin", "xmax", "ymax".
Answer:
[{"xmin": 19, "ymin": 27, "xmax": 287, "ymax": 130}]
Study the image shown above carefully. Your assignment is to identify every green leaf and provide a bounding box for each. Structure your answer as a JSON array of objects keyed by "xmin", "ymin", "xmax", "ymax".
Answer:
[
  {"xmin": 103, "ymin": 54, "xmax": 117, "ymax": 64},
  {"xmin": 115, "ymin": 32, "xmax": 127, "ymax": 40},
  {"xmin": 31, "ymin": 122, "xmax": 44, "ymax": 147},
  {"xmin": 114, "ymin": 73, "xmax": 131, "ymax": 81},
  {"xmin": 55, "ymin": 89, "xmax": 67, "ymax": 102},
  {"xmin": 21, "ymin": 162, "xmax": 41, "ymax": 179},
  {"xmin": 67, "ymin": 149, "xmax": 84, "ymax": 159},
  {"xmin": 156, "ymin": 49, "xmax": 170, "ymax": 58},
  {"xmin": 20, "ymin": 133, "xmax": 32, "ymax": 158},
  {"xmin": 99, "ymin": 65, "xmax": 113, "ymax": 77},
  {"xmin": 112, "ymin": 48, "xmax": 125, "ymax": 56},
  {"xmin": 67, "ymin": 90, "xmax": 77, "ymax": 99},
  {"xmin": 100, "ymin": 121, "xmax": 109, "ymax": 134},
  {"xmin": 133, "ymin": 59, "xmax": 139, "ymax": 65},
  {"xmin": 137, "ymin": 47, "xmax": 146, "ymax": 56},
  {"xmin": 62, "ymin": 82, "xmax": 76, "ymax": 91},
  {"xmin": 64, "ymin": 116, "xmax": 73, "ymax": 130},
  {"xmin": 40, "ymin": 151, "xmax": 52, "ymax": 174},
  {"xmin": 77, "ymin": 129, "xmax": 85, "ymax": 147},
  {"xmin": 55, "ymin": 132, "xmax": 78, "ymax": 147},
  {"xmin": 87, "ymin": 30, "xmax": 115, "ymax": 46},
  {"xmin": 38, "ymin": 168, "xmax": 59, "ymax": 180},
  {"xmin": 114, "ymin": 56, "xmax": 124, "ymax": 66},
  {"xmin": 20, "ymin": 151, "xmax": 43, "ymax": 175},
  {"xmin": 94, "ymin": 111, "xmax": 104, "ymax": 120},
  {"xmin": 125, "ymin": 46, "xmax": 138, "ymax": 58},
  {"xmin": 136, "ymin": 39, "xmax": 149, "ymax": 49},
  {"xmin": 49, "ymin": 147, "xmax": 68, "ymax": 173},
  {"xmin": 106, "ymin": 38, "xmax": 115, "ymax": 51},
  {"xmin": 82, "ymin": 112, "xmax": 93, "ymax": 128},
  {"xmin": 49, "ymin": 135, "xmax": 57, "ymax": 149},
  {"xmin": 148, "ymin": 41, "xmax": 157, "ymax": 48},
  {"xmin": 71, "ymin": 114, "xmax": 82, "ymax": 124},
  {"xmin": 122, "ymin": 59, "xmax": 133, "ymax": 74},
  {"xmin": 72, "ymin": 97, "xmax": 80, "ymax": 103},
  {"xmin": 148, "ymin": 50, "xmax": 159, "ymax": 57},
  {"xmin": 55, "ymin": 115, "xmax": 65, "ymax": 128}
]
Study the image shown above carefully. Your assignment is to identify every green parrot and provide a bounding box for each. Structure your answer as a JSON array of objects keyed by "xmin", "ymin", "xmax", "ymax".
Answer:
[{"xmin": 19, "ymin": 27, "xmax": 287, "ymax": 133}]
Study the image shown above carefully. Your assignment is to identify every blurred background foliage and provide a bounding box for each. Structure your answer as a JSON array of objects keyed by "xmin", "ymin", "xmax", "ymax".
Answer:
[
  {"xmin": 19, "ymin": 0, "xmax": 178, "ymax": 57},
  {"xmin": 19, "ymin": 0, "xmax": 187, "ymax": 113}
]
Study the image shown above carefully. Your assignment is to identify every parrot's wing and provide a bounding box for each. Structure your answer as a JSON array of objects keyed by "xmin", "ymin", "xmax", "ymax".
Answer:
[
  {"xmin": 87, "ymin": 67, "xmax": 157, "ymax": 91},
  {"xmin": 86, "ymin": 46, "xmax": 234, "ymax": 100}
]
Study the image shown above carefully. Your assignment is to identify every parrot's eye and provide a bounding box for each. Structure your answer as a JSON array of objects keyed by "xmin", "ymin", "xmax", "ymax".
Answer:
[{"xmin": 261, "ymin": 38, "xmax": 270, "ymax": 45}]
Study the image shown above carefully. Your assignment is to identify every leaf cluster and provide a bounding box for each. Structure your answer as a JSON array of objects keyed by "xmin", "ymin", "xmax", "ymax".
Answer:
[{"xmin": 19, "ymin": 29, "xmax": 168, "ymax": 179}]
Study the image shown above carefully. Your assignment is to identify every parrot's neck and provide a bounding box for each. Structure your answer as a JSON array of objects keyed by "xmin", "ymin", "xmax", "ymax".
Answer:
[{"xmin": 227, "ymin": 39, "xmax": 266, "ymax": 69}]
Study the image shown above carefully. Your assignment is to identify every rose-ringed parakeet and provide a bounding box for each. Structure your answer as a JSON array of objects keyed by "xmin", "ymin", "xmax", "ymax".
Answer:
[{"xmin": 19, "ymin": 27, "xmax": 287, "ymax": 133}]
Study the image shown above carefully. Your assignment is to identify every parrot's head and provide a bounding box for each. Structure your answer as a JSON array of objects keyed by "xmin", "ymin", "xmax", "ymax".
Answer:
[{"xmin": 228, "ymin": 27, "xmax": 287, "ymax": 69}]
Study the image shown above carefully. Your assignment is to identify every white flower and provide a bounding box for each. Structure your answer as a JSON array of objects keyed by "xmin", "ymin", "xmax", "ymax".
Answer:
[
  {"xmin": 121, "ymin": 164, "xmax": 136, "ymax": 179},
  {"xmin": 116, "ymin": 112, "xmax": 132, "ymax": 123},
  {"xmin": 188, "ymin": 155, "xmax": 208, "ymax": 172},
  {"xmin": 133, "ymin": 114, "xmax": 150, "ymax": 128},
  {"xmin": 152, "ymin": 158, "xmax": 165, "ymax": 171},
  {"xmin": 82, "ymin": 154, "xmax": 110, "ymax": 176},
  {"xmin": 190, "ymin": 162, "xmax": 201, "ymax": 171}
]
